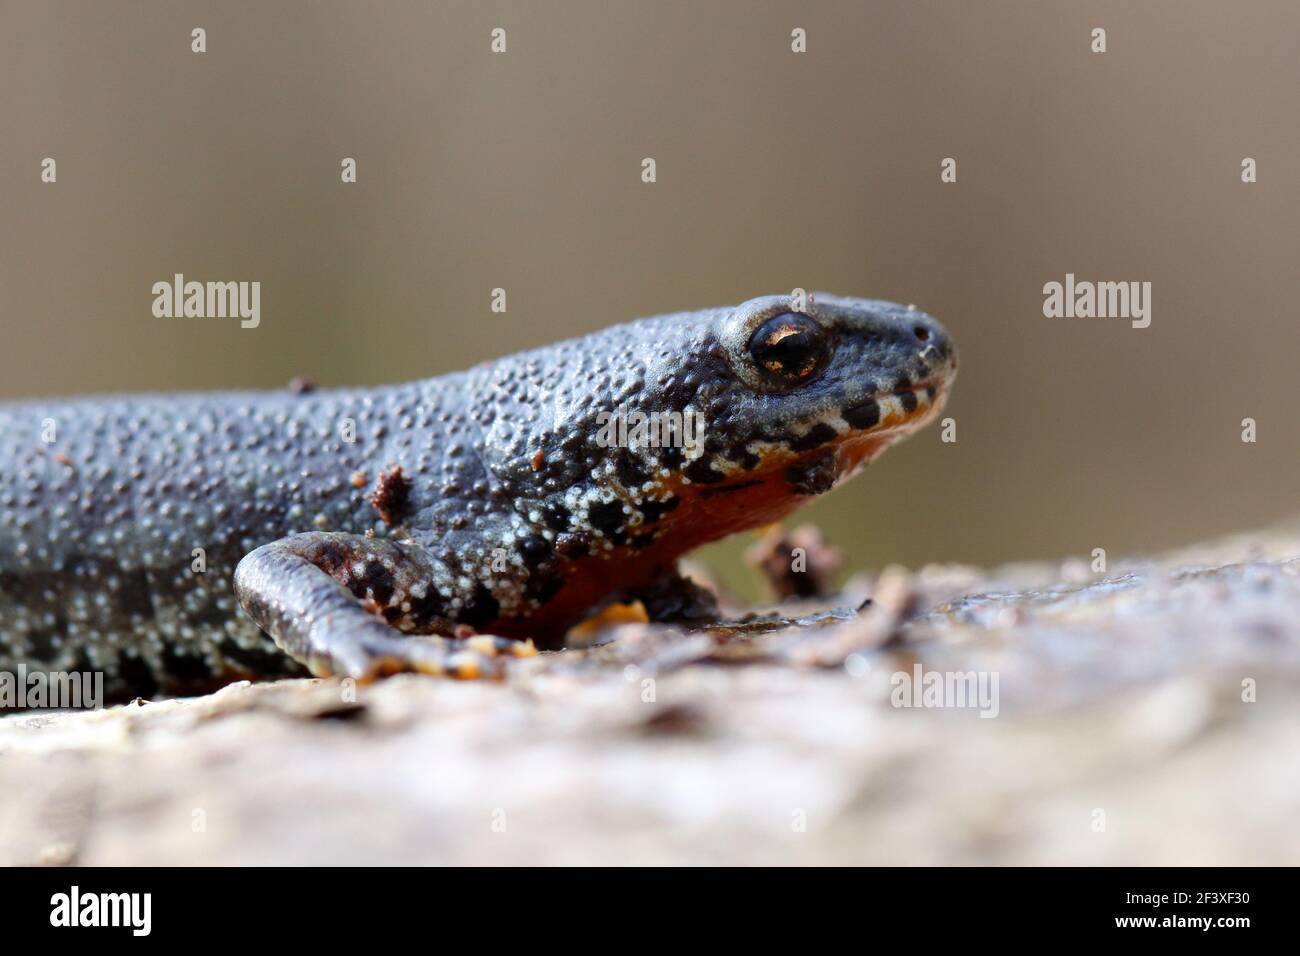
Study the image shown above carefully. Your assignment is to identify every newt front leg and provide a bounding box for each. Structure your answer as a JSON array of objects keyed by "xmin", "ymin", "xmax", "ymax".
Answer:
[{"xmin": 234, "ymin": 532, "xmax": 535, "ymax": 680}]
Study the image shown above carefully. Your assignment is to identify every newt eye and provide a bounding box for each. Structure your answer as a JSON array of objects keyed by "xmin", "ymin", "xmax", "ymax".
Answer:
[{"xmin": 747, "ymin": 313, "xmax": 830, "ymax": 388}]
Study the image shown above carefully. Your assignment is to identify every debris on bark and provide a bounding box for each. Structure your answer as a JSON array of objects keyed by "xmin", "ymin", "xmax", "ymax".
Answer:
[{"xmin": 746, "ymin": 523, "xmax": 844, "ymax": 599}]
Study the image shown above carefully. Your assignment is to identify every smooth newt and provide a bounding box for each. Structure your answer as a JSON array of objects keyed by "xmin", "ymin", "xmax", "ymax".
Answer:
[{"xmin": 0, "ymin": 294, "xmax": 956, "ymax": 699}]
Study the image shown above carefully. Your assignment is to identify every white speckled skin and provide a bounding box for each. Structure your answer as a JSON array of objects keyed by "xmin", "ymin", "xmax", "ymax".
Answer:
[{"xmin": 0, "ymin": 294, "xmax": 955, "ymax": 698}]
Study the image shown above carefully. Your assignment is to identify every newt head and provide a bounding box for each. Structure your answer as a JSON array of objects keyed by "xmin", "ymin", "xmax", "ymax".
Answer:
[
  {"xmin": 703, "ymin": 292, "xmax": 957, "ymax": 491},
  {"xmin": 614, "ymin": 292, "xmax": 959, "ymax": 549},
  {"xmin": 474, "ymin": 292, "xmax": 956, "ymax": 639},
  {"xmin": 483, "ymin": 292, "xmax": 956, "ymax": 562}
]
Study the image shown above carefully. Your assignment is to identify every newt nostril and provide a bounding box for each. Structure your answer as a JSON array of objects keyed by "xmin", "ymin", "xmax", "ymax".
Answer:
[{"xmin": 910, "ymin": 320, "xmax": 953, "ymax": 367}]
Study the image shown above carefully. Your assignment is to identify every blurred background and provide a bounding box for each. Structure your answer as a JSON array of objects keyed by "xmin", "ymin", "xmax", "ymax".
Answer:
[{"xmin": 2, "ymin": 0, "xmax": 1296, "ymax": 590}]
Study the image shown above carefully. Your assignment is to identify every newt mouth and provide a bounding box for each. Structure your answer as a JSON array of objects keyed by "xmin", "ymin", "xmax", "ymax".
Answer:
[
  {"xmin": 827, "ymin": 379, "xmax": 951, "ymax": 481},
  {"xmin": 841, "ymin": 377, "xmax": 950, "ymax": 436},
  {"xmin": 702, "ymin": 378, "xmax": 954, "ymax": 483},
  {"xmin": 684, "ymin": 379, "xmax": 951, "ymax": 496}
]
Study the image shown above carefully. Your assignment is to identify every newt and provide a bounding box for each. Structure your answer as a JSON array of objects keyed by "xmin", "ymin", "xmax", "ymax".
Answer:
[{"xmin": 0, "ymin": 294, "xmax": 956, "ymax": 699}]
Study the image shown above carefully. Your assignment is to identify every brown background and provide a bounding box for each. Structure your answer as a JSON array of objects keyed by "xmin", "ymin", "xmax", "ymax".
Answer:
[{"xmin": 2, "ymin": 1, "xmax": 1296, "ymax": 587}]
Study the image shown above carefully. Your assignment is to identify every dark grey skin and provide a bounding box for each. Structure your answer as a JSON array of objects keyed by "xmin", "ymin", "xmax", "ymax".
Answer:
[{"xmin": 0, "ymin": 294, "xmax": 956, "ymax": 699}]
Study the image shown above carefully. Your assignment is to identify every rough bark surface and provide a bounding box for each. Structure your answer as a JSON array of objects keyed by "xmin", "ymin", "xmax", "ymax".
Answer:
[{"xmin": 3, "ymin": 521, "xmax": 1297, "ymax": 865}]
